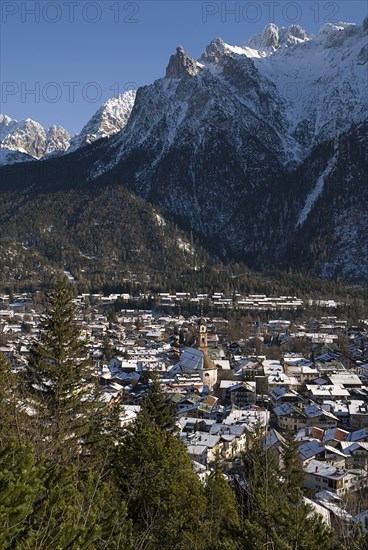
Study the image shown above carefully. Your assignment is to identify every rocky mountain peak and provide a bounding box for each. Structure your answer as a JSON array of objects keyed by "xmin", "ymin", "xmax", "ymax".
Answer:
[
  {"xmin": 201, "ymin": 38, "xmax": 228, "ymax": 63},
  {"xmin": 165, "ymin": 46, "xmax": 199, "ymax": 78},
  {"xmin": 0, "ymin": 116, "xmax": 70, "ymax": 160},
  {"xmin": 68, "ymin": 89, "xmax": 136, "ymax": 152},
  {"xmin": 246, "ymin": 23, "xmax": 310, "ymax": 51},
  {"xmin": 44, "ymin": 125, "xmax": 71, "ymax": 156}
]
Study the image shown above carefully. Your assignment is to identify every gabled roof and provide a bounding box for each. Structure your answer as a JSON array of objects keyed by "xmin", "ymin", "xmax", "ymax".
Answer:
[
  {"xmin": 323, "ymin": 427, "xmax": 349, "ymax": 442},
  {"xmin": 298, "ymin": 439, "xmax": 325, "ymax": 460},
  {"xmin": 346, "ymin": 427, "xmax": 368, "ymax": 441},
  {"xmin": 340, "ymin": 441, "xmax": 368, "ymax": 454},
  {"xmin": 210, "ymin": 423, "xmax": 245, "ymax": 437},
  {"xmin": 304, "ymin": 460, "xmax": 347, "ymax": 480}
]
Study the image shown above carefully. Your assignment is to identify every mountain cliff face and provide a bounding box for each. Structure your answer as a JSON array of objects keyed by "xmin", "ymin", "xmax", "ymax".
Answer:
[
  {"xmin": 0, "ymin": 21, "xmax": 367, "ymax": 284},
  {"xmin": 88, "ymin": 20, "xmax": 367, "ymax": 181},
  {"xmin": 245, "ymin": 22, "xmax": 368, "ymax": 151},
  {"xmin": 68, "ymin": 90, "xmax": 136, "ymax": 152}
]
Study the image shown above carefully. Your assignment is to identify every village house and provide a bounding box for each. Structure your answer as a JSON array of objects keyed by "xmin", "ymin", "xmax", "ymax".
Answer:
[
  {"xmin": 273, "ymin": 403, "xmax": 338, "ymax": 432},
  {"xmin": 303, "ymin": 460, "xmax": 367, "ymax": 496},
  {"xmin": 227, "ymin": 381, "xmax": 256, "ymax": 408},
  {"xmin": 185, "ymin": 432, "xmax": 222, "ymax": 466},
  {"xmin": 209, "ymin": 423, "xmax": 247, "ymax": 459}
]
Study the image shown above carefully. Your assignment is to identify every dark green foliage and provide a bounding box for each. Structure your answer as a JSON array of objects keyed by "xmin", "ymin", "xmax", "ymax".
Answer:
[
  {"xmin": 115, "ymin": 412, "xmax": 206, "ymax": 550},
  {"xmin": 0, "ymin": 185, "xmax": 209, "ymax": 293},
  {"xmin": 102, "ymin": 335, "xmax": 114, "ymax": 360},
  {"xmin": 204, "ymin": 463, "xmax": 241, "ymax": 549},
  {"xmin": 26, "ymin": 279, "xmax": 98, "ymax": 463},
  {"xmin": 0, "ymin": 442, "xmax": 133, "ymax": 549},
  {"xmin": 0, "ymin": 354, "xmax": 28, "ymax": 446},
  {"xmin": 0, "ymin": 442, "xmax": 43, "ymax": 548},
  {"xmin": 241, "ymin": 430, "xmax": 334, "ymax": 550},
  {"xmin": 140, "ymin": 378, "xmax": 175, "ymax": 431},
  {"xmin": 21, "ymin": 466, "xmax": 132, "ymax": 550}
]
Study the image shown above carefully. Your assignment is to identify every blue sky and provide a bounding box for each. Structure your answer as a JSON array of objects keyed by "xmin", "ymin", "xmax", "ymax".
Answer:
[{"xmin": 1, "ymin": 0, "xmax": 367, "ymax": 134}]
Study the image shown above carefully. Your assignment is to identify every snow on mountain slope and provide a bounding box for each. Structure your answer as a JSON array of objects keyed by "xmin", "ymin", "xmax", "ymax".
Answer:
[
  {"xmin": 69, "ymin": 90, "xmax": 136, "ymax": 152},
  {"xmin": 246, "ymin": 22, "xmax": 368, "ymax": 149},
  {"xmin": 0, "ymin": 115, "xmax": 70, "ymax": 163},
  {"xmin": 0, "ymin": 90, "xmax": 136, "ymax": 165},
  {"xmin": 196, "ymin": 20, "xmax": 368, "ymax": 153},
  {"xmin": 0, "ymin": 115, "xmax": 18, "ymax": 141},
  {"xmin": 88, "ymin": 42, "xmax": 294, "ymax": 183},
  {"xmin": 1, "ymin": 20, "xmax": 367, "ymax": 283},
  {"xmin": 87, "ymin": 18, "xmax": 367, "ymax": 184},
  {"xmin": 2, "ymin": 20, "xmax": 366, "ymax": 170},
  {"xmin": 43, "ymin": 125, "xmax": 71, "ymax": 157},
  {"xmin": 0, "ymin": 145, "xmax": 34, "ymax": 165},
  {"xmin": 295, "ymin": 150, "xmax": 338, "ymax": 228}
]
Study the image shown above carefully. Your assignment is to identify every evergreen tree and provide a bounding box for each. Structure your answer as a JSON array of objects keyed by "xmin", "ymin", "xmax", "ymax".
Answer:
[
  {"xmin": 102, "ymin": 335, "xmax": 114, "ymax": 361},
  {"xmin": 140, "ymin": 377, "xmax": 175, "ymax": 431},
  {"xmin": 282, "ymin": 431, "xmax": 305, "ymax": 502},
  {"xmin": 0, "ymin": 353, "xmax": 28, "ymax": 446},
  {"xmin": 26, "ymin": 279, "xmax": 98, "ymax": 464},
  {"xmin": 21, "ymin": 466, "xmax": 133, "ymax": 549},
  {"xmin": 241, "ymin": 430, "xmax": 333, "ymax": 550},
  {"xmin": 0, "ymin": 442, "xmax": 43, "ymax": 548},
  {"xmin": 115, "ymin": 408, "xmax": 206, "ymax": 549},
  {"xmin": 204, "ymin": 461, "xmax": 241, "ymax": 550}
]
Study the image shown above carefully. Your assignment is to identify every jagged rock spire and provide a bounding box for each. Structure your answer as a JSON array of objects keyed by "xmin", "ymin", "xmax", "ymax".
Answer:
[{"xmin": 165, "ymin": 46, "xmax": 199, "ymax": 79}]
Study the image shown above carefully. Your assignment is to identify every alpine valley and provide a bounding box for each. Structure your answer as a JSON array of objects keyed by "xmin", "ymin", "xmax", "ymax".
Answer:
[{"xmin": 1, "ymin": 20, "xmax": 367, "ymax": 290}]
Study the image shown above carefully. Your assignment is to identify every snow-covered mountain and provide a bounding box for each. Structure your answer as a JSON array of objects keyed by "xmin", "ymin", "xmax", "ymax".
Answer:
[
  {"xmin": 88, "ymin": 19, "xmax": 367, "ymax": 181},
  {"xmin": 69, "ymin": 90, "xmax": 136, "ymax": 152},
  {"xmin": 0, "ymin": 115, "xmax": 70, "ymax": 162},
  {"xmin": 3, "ymin": 21, "xmax": 366, "ymax": 169},
  {"xmin": 0, "ymin": 90, "xmax": 136, "ymax": 165},
  {"xmin": 1, "ymin": 20, "xmax": 367, "ymax": 283},
  {"xmin": 0, "ymin": 146, "xmax": 34, "ymax": 166},
  {"xmin": 242, "ymin": 21, "xmax": 368, "ymax": 150}
]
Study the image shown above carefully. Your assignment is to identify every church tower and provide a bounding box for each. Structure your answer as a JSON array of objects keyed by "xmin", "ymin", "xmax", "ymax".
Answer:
[
  {"xmin": 198, "ymin": 317, "xmax": 208, "ymax": 353},
  {"xmin": 197, "ymin": 317, "xmax": 217, "ymax": 390}
]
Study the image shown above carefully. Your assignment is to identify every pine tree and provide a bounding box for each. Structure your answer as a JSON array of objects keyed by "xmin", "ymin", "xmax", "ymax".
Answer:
[
  {"xmin": 0, "ymin": 441, "xmax": 43, "ymax": 548},
  {"xmin": 26, "ymin": 279, "xmax": 98, "ymax": 464},
  {"xmin": 241, "ymin": 428, "xmax": 286, "ymax": 549},
  {"xmin": 204, "ymin": 461, "xmax": 241, "ymax": 550},
  {"xmin": 115, "ymin": 407, "xmax": 206, "ymax": 549},
  {"xmin": 0, "ymin": 353, "xmax": 28, "ymax": 446},
  {"xmin": 102, "ymin": 335, "xmax": 114, "ymax": 361},
  {"xmin": 20, "ymin": 465, "xmax": 133, "ymax": 549},
  {"xmin": 280, "ymin": 432, "xmax": 333, "ymax": 549},
  {"xmin": 140, "ymin": 377, "xmax": 175, "ymax": 431},
  {"xmin": 241, "ymin": 429, "xmax": 333, "ymax": 550}
]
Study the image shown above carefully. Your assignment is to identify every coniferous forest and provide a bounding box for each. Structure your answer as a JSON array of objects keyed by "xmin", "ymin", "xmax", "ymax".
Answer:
[{"xmin": 1, "ymin": 280, "xmax": 367, "ymax": 549}]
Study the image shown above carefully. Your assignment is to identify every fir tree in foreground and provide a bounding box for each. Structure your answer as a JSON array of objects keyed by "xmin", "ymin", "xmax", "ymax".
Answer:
[
  {"xmin": 0, "ymin": 353, "xmax": 29, "ymax": 446},
  {"xmin": 26, "ymin": 279, "xmax": 98, "ymax": 464},
  {"xmin": 204, "ymin": 460, "xmax": 242, "ymax": 549},
  {"xmin": 0, "ymin": 442, "xmax": 43, "ymax": 548},
  {"xmin": 115, "ymin": 410, "xmax": 207, "ymax": 549},
  {"xmin": 0, "ymin": 441, "xmax": 133, "ymax": 549},
  {"xmin": 241, "ymin": 428, "xmax": 334, "ymax": 550}
]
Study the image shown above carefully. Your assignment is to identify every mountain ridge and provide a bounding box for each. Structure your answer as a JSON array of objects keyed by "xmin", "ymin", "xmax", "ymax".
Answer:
[
  {"xmin": 0, "ymin": 20, "xmax": 367, "ymax": 285},
  {"xmin": 0, "ymin": 90, "xmax": 137, "ymax": 165}
]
